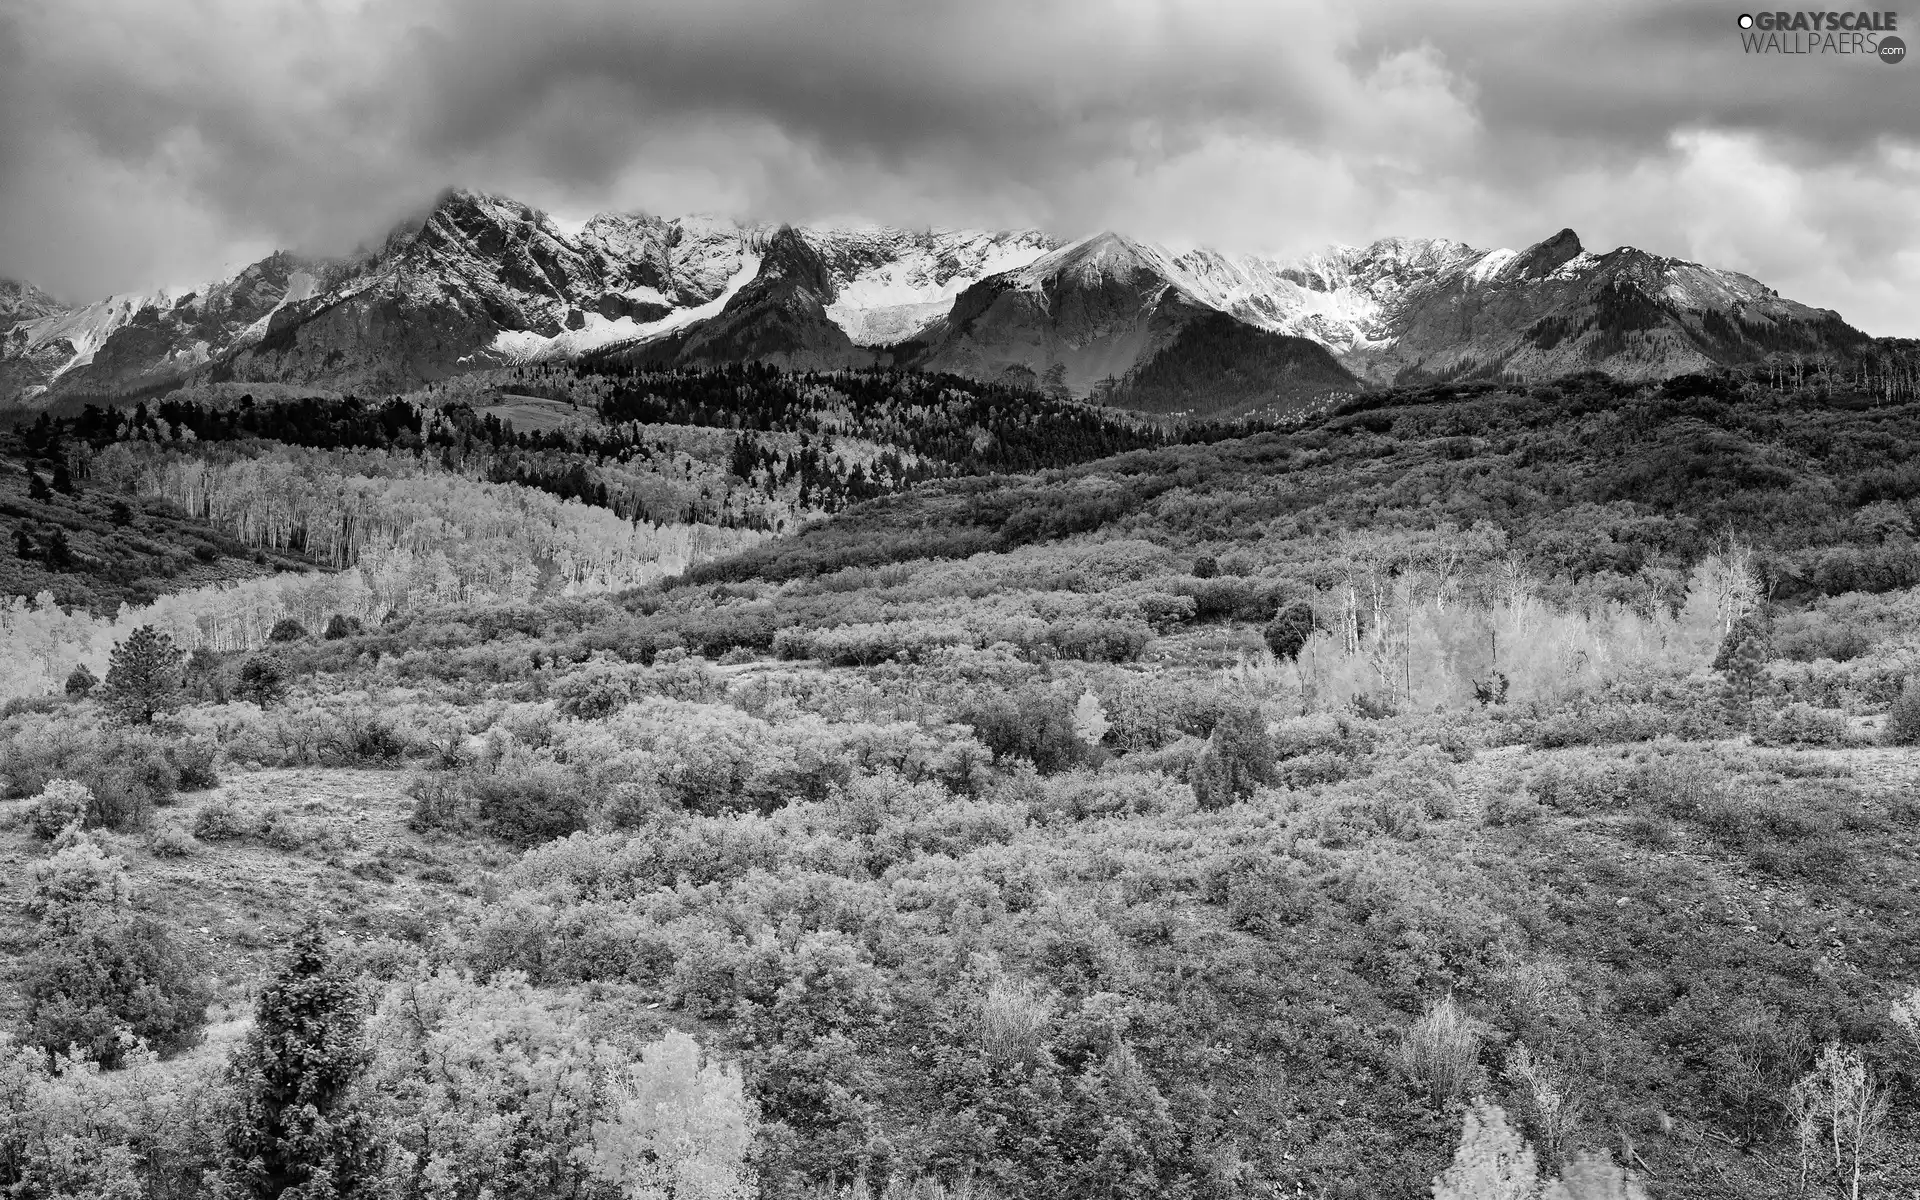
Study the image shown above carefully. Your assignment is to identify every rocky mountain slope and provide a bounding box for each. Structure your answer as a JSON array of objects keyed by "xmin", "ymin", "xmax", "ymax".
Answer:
[{"xmin": 0, "ymin": 190, "xmax": 1870, "ymax": 410}]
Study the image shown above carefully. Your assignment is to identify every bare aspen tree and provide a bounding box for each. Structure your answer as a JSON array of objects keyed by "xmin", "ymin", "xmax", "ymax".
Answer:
[{"xmin": 1789, "ymin": 1043, "xmax": 1888, "ymax": 1200}]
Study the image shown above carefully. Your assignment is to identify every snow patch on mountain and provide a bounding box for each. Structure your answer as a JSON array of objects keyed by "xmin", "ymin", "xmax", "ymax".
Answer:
[
  {"xmin": 808, "ymin": 227, "xmax": 1056, "ymax": 345},
  {"xmin": 16, "ymin": 290, "xmax": 177, "ymax": 377},
  {"xmin": 1468, "ymin": 248, "xmax": 1518, "ymax": 283},
  {"xmin": 482, "ymin": 251, "xmax": 765, "ymax": 364},
  {"xmin": 232, "ymin": 271, "xmax": 322, "ymax": 348},
  {"xmin": 1156, "ymin": 238, "xmax": 1485, "ymax": 353}
]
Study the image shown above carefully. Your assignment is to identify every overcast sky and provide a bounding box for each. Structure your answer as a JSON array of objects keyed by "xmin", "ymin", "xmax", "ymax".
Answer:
[{"xmin": 1, "ymin": 0, "xmax": 1915, "ymax": 333}]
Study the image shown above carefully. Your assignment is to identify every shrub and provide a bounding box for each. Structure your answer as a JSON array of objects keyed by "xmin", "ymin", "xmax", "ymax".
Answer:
[
  {"xmin": 99, "ymin": 625, "xmax": 184, "ymax": 726},
  {"xmin": 63, "ymin": 664, "xmax": 98, "ymax": 696},
  {"xmin": 1886, "ymin": 677, "xmax": 1920, "ymax": 747},
  {"xmin": 590, "ymin": 1029, "xmax": 756, "ymax": 1200},
  {"xmin": 962, "ymin": 689, "xmax": 1087, "ymax": 775},
  {"xmin": 322, "ymin": 614, "xmax": 363, "ymax": 640},
  {"xmin": 20, "ymin": 915, "xmax": 211, "ymax": 1066},
  {"xmin": 149, "ymin": 824, "xmax": 198, "ymax": 858},
  {"xmin": 592, "ymin": 780, "xmax": 671, "ymax": 831},
  {"xmin": 1485, "ymin": 791, "xmax": 1543, "ymax": 827},
  {"xmin": 1271, "ymin": 712, "xmax": 1373, "ymax": 761},
  {"xmin": 406, "ymin": 772, "xmax": 469, "ymax": 834},
  {"xmin": 467, "ymin": 763, "xmax": 592, "ymax": 846},
  {"xmin": 28, "ymin": 779, "xmax": 93, "ymax": 839},
  {"xmin": 169, "ymin": 737, "xmax": 221, "ymax": 790},
  {"xmin": 553, "ymin": 664, "xmax": 639, "ymax": 719},
  {"xmin": 1133, "ymin": 591, "xmax": 1198, "ymax": 631},
  {"xmin": 268, "ymin": 618, "xmax": 308, "ymax": 643},
  {"xmin": 332, "ymin": 717, "xmax": 408, "ymax": 764},
  {"xmin": 1222, "ymin": 855, "xmax": 1313, "ymax": 933},
  {"xmin": 1191, "ymin": 554, "xmax": 1219, "ymax": 579},
  {"xmin": 88, "ymin": 739, "xmax": 177, "ymax": 829},
  {"xmin": 259, "ymin": 806, "xmax": 315, "ymax": 851},
  {"xmin": 1753, "ymin": 703, "xmax": 1849, "ymax": 749},
  {"xmin": 1044, "ymin": 618, "xmax": 1152, "ymax": 663},
  {"xmin": 0, "ymin": 695, "xmax": 63, "ymax": 719},
  {"xmin": 28, "ymin": 835, "xmax": 132, "ymax": 927},
  {"xmin": 1400, "ymin": 993, "xmax": 1483, "ymax": 1106},
  {"xmin": 1276, "ymin": 749, "xmax": 1352, "ymax": 789},
  {"xmin": 192, "ymin": 798, "xmax": 252, "ymax": 841}
]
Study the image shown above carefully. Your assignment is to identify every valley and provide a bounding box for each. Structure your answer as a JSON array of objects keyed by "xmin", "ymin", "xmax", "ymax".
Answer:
[{"xmin": 2, "ymin": 360, "xmax": 1919, "ymax": 1197}]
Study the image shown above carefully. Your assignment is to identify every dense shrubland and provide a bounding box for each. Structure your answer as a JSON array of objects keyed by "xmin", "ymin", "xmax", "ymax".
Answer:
[{"xmin": 3, "ymin": 366, "xmax": 1920, "ymax": 1198}]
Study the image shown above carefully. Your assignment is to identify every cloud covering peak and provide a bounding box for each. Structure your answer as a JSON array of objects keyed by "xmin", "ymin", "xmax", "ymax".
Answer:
[{"xmin": 1, "ymin": 0, "xmax": 1914, "ymax": 333}]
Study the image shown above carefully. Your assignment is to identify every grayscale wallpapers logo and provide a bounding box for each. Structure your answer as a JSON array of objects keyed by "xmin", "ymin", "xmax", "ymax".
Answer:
[{"xmin": 1736, "ymin": 10, "xmax": 1905, "ymax": 58}]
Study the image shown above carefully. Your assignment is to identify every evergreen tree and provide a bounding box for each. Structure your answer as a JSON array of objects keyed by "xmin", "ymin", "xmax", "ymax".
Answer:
[
  {"xmin": 99, "ymin": 625, "xmax": 184, "ymax": 726},
  {"xmin": 236, "ymin": 653, "xmax": 289, "ymax": 709},
  {"xmin": 268, "ymin": 618, "xmax": 307, "ymax": 643},
  {"xmin": 1263, "ymin": 600, "xmax": 1316, "ymax": 662},
  {"xmin": 13, "ymin": 528, "xmax": 36, "ymax": 560},
  {"xmin": 28, "ymin": 471, "xmax": 52, "ymax": 502},
  {"xmin": 1191, "ymin": 705, "xmax": 1275, "ymax": 811},
  {"xmin": 109, "ymin": 499, "xmax": 135, "ymax": 526},
  {"xmin": 41, "ymin": 528, "xmax": 73, "ymax": 571},
  {"xmin": 64, "ymin": 663, "xmax": 97, "ymax": 696},
  {"xmin": 223, "ymin": 924, "xmax": 379, "ymax": 1200},
  {"xmin": 184, "ymin": 647, "xmax": 227, "ymax": 701},
  {"xmin": 1713, "ymin": 609, "xmax": 1772, "ymax": 717},
  {"xmin": 51, "ymin": 460, "xmax": 75, "ymax": 494}
]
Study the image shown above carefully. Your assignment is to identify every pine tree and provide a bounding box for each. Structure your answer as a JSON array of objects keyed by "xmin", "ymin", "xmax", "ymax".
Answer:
[
  {"xmin": 64, "ymin": 664, "xmax": 97, "ymax": 696},
  {"xmin": 223, "ymin": 924, "xmax": 379, "ymax": 1200},
  {"xmin": 1713, "ymin": 609, "xmax": 1771, "ymax": 719},
  {"xmin": 1191, "ymin": 705, "xmax": 1274, "ymax": 810},
  {"xmin": 51, "ymin": 460, "xmax": 75, "ymax": 494},
  {"xmin": 28, "ymin": 471, "xmax": 52, "ymax": 501},
  {"xmin": 41, "ymin": 529, "xmax": 73, "ymax": 571},
  {"xmin": 236, "ymin": 653, "xmax": 289, "ymax": 709},
  {"xmin": 99, "ymin": 625, "xmax": 184, "ymax": 725},
  {"xmin": 1263, "ymin": 600, "xmax": 1316, "ymax": 662}
]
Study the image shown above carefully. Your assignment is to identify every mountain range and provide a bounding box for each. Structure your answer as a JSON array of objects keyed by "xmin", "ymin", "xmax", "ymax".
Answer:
[{"xmin": 0, "ymin": 188, "xmax": 1871, "ymax": 415}]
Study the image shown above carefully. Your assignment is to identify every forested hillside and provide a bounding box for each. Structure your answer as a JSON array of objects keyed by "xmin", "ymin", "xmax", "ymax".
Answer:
[{"xmin": 2, "ymin": 361, "xmax": 1919, "ymax": 1200}]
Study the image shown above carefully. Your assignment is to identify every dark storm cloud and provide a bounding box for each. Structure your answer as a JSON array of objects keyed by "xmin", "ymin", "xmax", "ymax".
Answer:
[
  {"xmin": 0, "ymin": 0, "xmax": 1915, "ymax": 332},
  {"xmin": 1372, "ymin": 2, "xmax": 1913, "ymax": 154}
]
